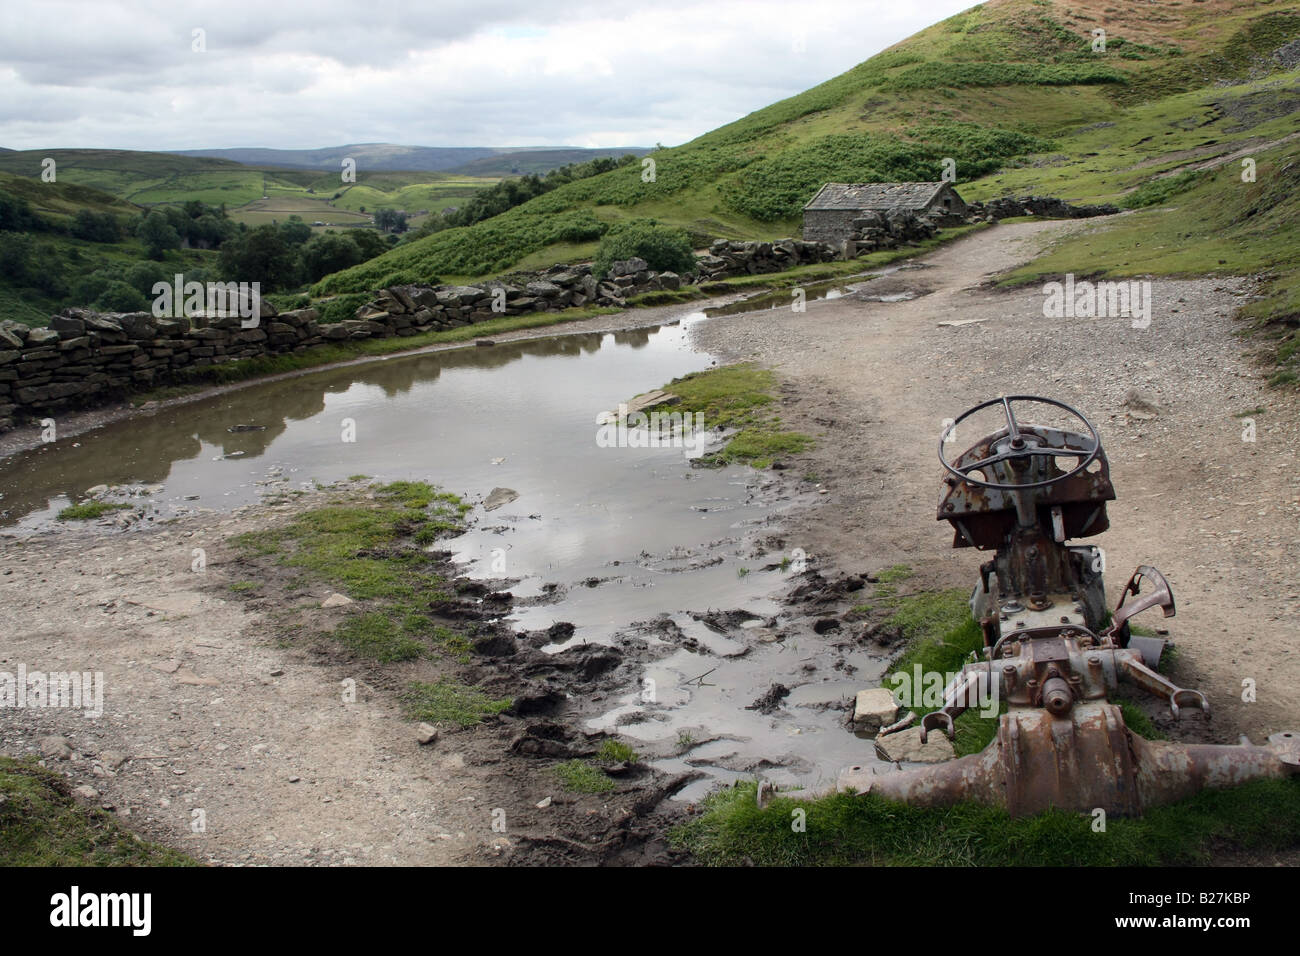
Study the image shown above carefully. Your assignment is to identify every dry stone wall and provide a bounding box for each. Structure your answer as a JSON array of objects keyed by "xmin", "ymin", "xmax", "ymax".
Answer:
[{"xmin": 0, "ymin": 196, "xmax": 1112, "ymax": 431}]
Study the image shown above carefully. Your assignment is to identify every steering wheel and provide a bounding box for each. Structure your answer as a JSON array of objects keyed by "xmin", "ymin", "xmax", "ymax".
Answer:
[{"xmin": 939, "ymin": 396, "xmax": 1102, "ymax": 492}]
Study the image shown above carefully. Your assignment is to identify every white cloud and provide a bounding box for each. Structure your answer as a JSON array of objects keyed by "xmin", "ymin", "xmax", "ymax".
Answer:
[{"xmin": 0, "ymin": 0, "xmax": 979, "ymax": 150}]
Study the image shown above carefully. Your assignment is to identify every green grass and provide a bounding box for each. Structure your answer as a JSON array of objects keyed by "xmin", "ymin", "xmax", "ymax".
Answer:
[
  {"xmin": 876, "ymin": 563, "xmax": 913, "ymax": 584},
  {"xmin": 672, "ymin": 776, "xmax": 1300, "ymax": 866},
  {"xmin": 657, "ymin": 362, "xmax": 812, "ymax": 468},
  {"xmin": 553, "ymin": 759, "xmax": 616, "ymax": 794},
  {"xmin": 596, "ymin": 739, "xmax": 639, "ymax": 764},
  {"xmin": 878, "ymin": 589, "xmax": 997, "ymax": 755},
  {"xmin": 401, "ymin": 679, "xmax": 512, "ymax": 729},
  {"xmin": 0, "ymin": 757, "xmax": 195, "ymax": 866},
  {"xmin": 1123, "ymin": 169, "xmax": 1206, "ymax": 209},
  {"xmin": 232, "ymin": 481, "xmax": 471, "ymax": 663},
  {"xmin": 56, "ymin": 501, "xmax": 132, "ymax": 521}
]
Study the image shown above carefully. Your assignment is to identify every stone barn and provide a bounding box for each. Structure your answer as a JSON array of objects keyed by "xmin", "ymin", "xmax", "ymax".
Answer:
[{"xmin": 801, "ymin": 182, "xmax": 968, "ymax": 242}]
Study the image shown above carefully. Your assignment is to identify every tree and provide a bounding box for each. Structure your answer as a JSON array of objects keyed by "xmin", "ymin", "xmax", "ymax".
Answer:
[
  {"xmin": 350, "ymin": 229, "xmax": 388, "ymax": 259},
  {"xmin": 0, "ymin": 231, "xmax": 31, "ymax": 280},
  {"xmin": 94, "ymin": 280, "xmax": 149, "ymax": 312},
  {"xmin": 136, "ymin": 211, "xmax": 181, "ymax": 259},
  {"xmin": 218, "ymin": 224, "xmax": 299, "ymax": 291},
  {"xmin": 279, "ymin": 216, "xmax": 313, "ymax": 247},
  {"xmin": 298, "ymin": 233, "xmax": 363, "ymax": 283},
  {"xmin": 0, "ymin": 192, "xmax": 40, "ymax": 232},
  {"xmin": 373, "ymin": 208, "xmax": 408, "ymax": 234},
  {"xmin": 71, "ymin": 209, "xmax": 123, "ymax": 243},
  {"xmin": 124, "ymin": 260, "xmax": 171, "ymax": 297},
  {"xmin": 70, "ymin": 269, "xmax": 115, "ymax": 305}
]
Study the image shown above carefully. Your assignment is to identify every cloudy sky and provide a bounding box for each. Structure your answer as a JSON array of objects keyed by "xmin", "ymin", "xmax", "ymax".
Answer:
[{"xmin": 3, "ymin": 0, "xmax": 977, "ymax": 151}]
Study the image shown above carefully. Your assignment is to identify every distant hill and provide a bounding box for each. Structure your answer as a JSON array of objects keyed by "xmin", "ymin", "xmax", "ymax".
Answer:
[
  {"xmin": 0, "ymin": 149, "xmax": 263, "ymax": 205},
  {"xmin": 0, "ymin": 149, "xmax": 502, "ymax": 234},
  {"xmin": 170, "ymin": 143, "xmax": 651, "ymax": 174},
  {"xmin": 0, "ymin": 170, "xmax": 139, "ymax": 220}
]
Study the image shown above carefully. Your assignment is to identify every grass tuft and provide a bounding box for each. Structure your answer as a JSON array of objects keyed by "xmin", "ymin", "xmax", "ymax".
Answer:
[
  {"xmin": 400, "ymin": 679, "xmax": 512, "ymax": 729},
  {"xmin": 56, "ymin": 501, "xmax": 132, "ymax": 521},
  {"xmin": 553, "ymin": 759, "xmax": 616, "ymax": 794}
]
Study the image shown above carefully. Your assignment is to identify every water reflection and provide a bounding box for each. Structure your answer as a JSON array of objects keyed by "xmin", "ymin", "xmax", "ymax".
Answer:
[{"xmin": 0, "ymin": 323, "xmax": 699, "ymax": 528}]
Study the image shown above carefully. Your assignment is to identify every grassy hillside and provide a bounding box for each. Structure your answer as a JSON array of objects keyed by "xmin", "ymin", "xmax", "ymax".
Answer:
[{"xmin": 310, "ymin": 0, "xmax": 1300, "ymax": 302}]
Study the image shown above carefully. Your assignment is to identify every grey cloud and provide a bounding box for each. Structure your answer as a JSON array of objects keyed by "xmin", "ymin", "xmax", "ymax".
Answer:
[{"xmin": 1, "ymin": 0, "xmax": 978, "ymax": 150}]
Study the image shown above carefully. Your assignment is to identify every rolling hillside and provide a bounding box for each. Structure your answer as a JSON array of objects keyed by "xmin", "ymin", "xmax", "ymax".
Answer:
[
  {"xmin": 310, "ymin": 0, "xmax": 1299, "ymax": 298},
  {"xmin": 0, "ymin": 149, "xmax": 500, "ymax": 232}
]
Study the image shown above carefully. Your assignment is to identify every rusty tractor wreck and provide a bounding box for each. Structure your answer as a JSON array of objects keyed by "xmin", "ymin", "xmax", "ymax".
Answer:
[{"xmin": 766, "ymin": 396, "xmax": 1299, "ymax": 817}]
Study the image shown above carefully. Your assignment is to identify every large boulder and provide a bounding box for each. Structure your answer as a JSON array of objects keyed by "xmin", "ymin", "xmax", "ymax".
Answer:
[{"xmin": 609, "ymin": 257, "xmax": 648, "ymax": 279}]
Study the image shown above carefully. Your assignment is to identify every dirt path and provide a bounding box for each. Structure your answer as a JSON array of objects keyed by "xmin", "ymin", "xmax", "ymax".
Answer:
[
  {"xmin": 0, "ymin": 500, "xmax": 497, "ymax": 865},
  {"xmin": 691, "ymin": 219, "xmax": 1300, "ymax": 742}
]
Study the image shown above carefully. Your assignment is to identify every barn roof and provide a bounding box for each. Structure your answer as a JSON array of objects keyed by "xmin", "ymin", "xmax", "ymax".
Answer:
[{"xmin": 803, "ymin": 182, "xmax": 954, "ymax": 212}]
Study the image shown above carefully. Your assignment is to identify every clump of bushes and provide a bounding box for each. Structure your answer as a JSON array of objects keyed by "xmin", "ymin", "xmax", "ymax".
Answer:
[{"xmin": 592, "ymin": 220, "xmax": 696, "ymax": 279}]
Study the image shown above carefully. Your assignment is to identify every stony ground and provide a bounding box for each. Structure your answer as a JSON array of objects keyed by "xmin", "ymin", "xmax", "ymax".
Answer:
[
  {"xmin": 0, "ymin": 500, "xmax": 500, "ymax": 865},
  {"xmin": 691, "ymin": 218, "xmax": 1300, "ymax": 743}
]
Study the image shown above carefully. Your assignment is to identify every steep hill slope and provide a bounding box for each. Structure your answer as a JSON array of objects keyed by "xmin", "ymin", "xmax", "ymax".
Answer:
[{"xmin": 311, "ymin": 0, "xmax": 1299, "ymax": 297}]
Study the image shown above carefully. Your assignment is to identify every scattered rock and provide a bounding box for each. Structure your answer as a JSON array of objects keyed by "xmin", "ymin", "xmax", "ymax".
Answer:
[
  {"xmin": 1121, "ymin": 387, "xmax": 1164, "ymax": 420},
  {"xmin": 174, "ymin": 667, "xmax": 220, "ymax": 687},
  {"xmin": 73, "ymin": 784, "xmax": 100, "ymax": 801},
  {"xmin": 99, "ymin": 750, "xmax": 127, "ymax": 771},
  {"xmin": 874, "ymin": 726, "xmax": 955, "ymax": 763},
  {"xmin": 535, "ymin": 796, "xmax": 552, "ymax": 809},
  {"xmin": 852, "ymin": 688, "xmax": 901, "ymax": 736},
  {"xmin": 40, "ymin": 735, "xmax": 72, "ymax": 760},
  {"xmin": 321, "ymin": 592, "xmax": 353, "ymax": 608},
  {"xmin": 416, "ymin": 723, "xmax": 439, "ymax": 746},
  {"xmin": 746, "ymin": 683, "xmax": 790, "ymax": 714},
  {"xmin": 483, "ymin": 487, "xmax": 519, "ymax": 512}
]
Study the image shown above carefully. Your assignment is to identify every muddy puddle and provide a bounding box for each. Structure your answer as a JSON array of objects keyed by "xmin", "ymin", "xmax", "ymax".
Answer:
[
  {"xmin": 0, "ymin": 308, "xmax": 892, "ymax": 801},
  {"xmin": 702, "ymin": 261, "xmax": 927, "ymax": 317}
]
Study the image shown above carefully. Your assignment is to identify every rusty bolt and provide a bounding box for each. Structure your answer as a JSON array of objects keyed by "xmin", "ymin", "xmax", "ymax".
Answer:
[{"xmin": 1042, "ymin": 677, "xmax": 1072, "ymax": 716}]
